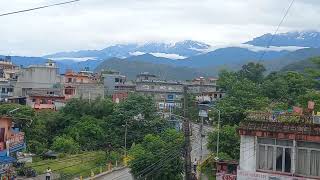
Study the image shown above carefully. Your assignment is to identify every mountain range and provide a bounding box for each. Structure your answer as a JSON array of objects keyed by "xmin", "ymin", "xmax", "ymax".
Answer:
[{"xmin": 2, "ymin": 30, "xmax": 320, "ymax": 80}]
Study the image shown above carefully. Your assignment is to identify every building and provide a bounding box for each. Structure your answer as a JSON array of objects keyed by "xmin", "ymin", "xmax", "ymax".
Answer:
[
  {"xmin": 0, "ymin": 56, "xmax": 19, "ymax": 81},
  {"xmin": 63, "ymin": 70, "xmax": 104, "ymax": 100},
  {"xmin": 0, "ymin": 116, "xmax": 25, "ymax": 177},
  {"xmin": 135, "ymin": 73, "xmax": 224, "ymax": 110},
  {"xmin": 102, "ymin": 71, "xmax": 135, "ymax": 96},
  {"xmin": 0, "ymin": 57, "xmax": 19, "ymax": 102},
  {"xmin": 14, "ymin": 61, "xmax": 62, "ymax": 96},
  {"xmin": 135, "ymin": 73, "xmax": 184, "ymax": 110},
  {"xmin": 189, "ymin": 77, "xmax": 224, "ymax": 103},
  {"xmin": 237, "ymin": 112, "xmax": 320, "ymax": 180},
  {"xmin": 26, "ymin": 88, "xmax": 65, "ymax": 111}
]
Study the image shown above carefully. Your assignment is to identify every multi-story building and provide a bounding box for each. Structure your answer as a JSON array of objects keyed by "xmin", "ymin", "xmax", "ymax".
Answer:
[
  {"xmin": 135, "ymin": 73, "xmax": 224, "ymax": 110},
  {"xmin": 0, "ymin": 57, "xmax": 19, "ymax": 101},
  {"xmin": 14, "ymin": 61, "xmax": 62, "ymax": 96},
  {"xmin": 63, "ymin": 70, "xmax": 104, "ymax": 100},
  {"xmin": 237, "ymin": 112, "xmax": 320, "ymax": 180},
  {"xmin": 102, "ymin": 71, "xmax": 135, "ymax": 96},
  {"xmin": 136, "ymin": 73, "xmax": 184, "ymax": 110},
  {"xmin": 0, "ymin": 116, "xmax": 25, "ymax": 176},
  {"xmin": 189, "ymin": 77, "xmax": 224, "ymax": 103}
]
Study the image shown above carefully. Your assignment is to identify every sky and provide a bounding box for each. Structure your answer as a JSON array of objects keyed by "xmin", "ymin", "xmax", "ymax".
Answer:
[{"xmin": 0, "ymin": 0, "xmax": 319, "ymax": 56}]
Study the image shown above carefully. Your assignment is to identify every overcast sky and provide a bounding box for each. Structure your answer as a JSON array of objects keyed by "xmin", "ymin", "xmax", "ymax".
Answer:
[{"xmin": 0, "ymin": 0, "xmax": 319, "ymax": 56}]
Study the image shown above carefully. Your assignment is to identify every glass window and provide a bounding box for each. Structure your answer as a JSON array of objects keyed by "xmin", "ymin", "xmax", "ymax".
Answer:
[
  {"xmin": 277, "ymin": 140, "xmax": 293, "ymax": 147},
  {"xmin": 310, "ymin": 150, "xmax": 320, "ymax": 176},
  {"xmin": 258, "ymin": 138, "xmax": 275, "ymax": 145},
  {"xmin": 297, "ymin": 149, "xmax": 308, "ymax": 175},
  {"xmin": 298, "ymin": 141, "xmax": 320, "ymax": 149}
]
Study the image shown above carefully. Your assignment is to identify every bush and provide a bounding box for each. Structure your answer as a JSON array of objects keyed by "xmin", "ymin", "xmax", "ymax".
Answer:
[{"xmin": 51, "ymin": 136, "xmax": 80, "ymax": 154}]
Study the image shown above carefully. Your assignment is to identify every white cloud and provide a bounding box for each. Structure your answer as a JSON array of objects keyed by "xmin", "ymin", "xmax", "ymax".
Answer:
[
  {"xmin": 149, "ymin": 53, "xmax": 186, "ymax": 60},
  {"xmin": 0, "ymin": 0, "xmax": 319, "ymax": 56},
  {"xmin": 129, "ymin": 51, "xmax": 146, "ymax": 56},
  {"xmin": 50, "ymin": 57, "xmax": 97, "ymax": 61}
]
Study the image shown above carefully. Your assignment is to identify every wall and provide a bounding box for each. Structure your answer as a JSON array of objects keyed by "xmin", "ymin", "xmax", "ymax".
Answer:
[
  {"xmin": 239, "ymin": 135, "xmax": 256, "ymax": 171},
  {"xmin": 14, "ymin": 66, "xmax": 61, "ymax": 96}
]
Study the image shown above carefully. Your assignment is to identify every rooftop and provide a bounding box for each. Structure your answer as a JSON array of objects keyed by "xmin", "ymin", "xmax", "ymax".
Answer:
[{"xmin": 239, "ymin": 112, "xmax": 320, "ymax": 141}]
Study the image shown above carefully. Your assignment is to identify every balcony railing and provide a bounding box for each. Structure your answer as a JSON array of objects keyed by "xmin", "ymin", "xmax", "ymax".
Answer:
[{"xmin": 240, "ymin": 112, "xmax": 320, "ymax": 136}]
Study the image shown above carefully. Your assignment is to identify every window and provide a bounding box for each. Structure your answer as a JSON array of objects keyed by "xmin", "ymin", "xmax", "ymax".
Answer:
[
  {"xmin": 1, "ymin": 88, "xmax": 5, "ymax": 93},
  {"xmin": 297, "ymin": 141, "xmax": 320, "ymax": 177},
  {"xmin": 257, "ymin": 138, "xmax": 292, "ymax": 173},
  {"xmin": 67, "ymin": 78, "xmax": 72, "ymax": 83},
  {"xmin": 115, "ymin": 78, "xmax": 120, "ymax": 83},
  {"xmin": 7, "ymin": 88, "xmax": 13, "ymax": 92}
]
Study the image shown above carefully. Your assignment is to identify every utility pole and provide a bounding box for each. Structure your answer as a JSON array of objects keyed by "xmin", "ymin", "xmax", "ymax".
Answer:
[
  {"xmin": 183, "ymin": 85, "xmax": 192, "ymax": 180},
  {"xmin": 124, "ymin": 120, "xmax": 128, "ymax": 157}
]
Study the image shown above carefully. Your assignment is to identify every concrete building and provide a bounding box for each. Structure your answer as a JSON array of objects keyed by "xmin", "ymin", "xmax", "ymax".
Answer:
[
  {"xmin": 135, "ymin": 73, "xmax": 224, "ymax": 110},
  {"xmin": 0, "ymin": 57, "xmax": 19, "ymax": 101},
  {"xmin": 189, "ymin": 77, "xmax": 224, "ymax": 102},
  {"xmin": 102, "ymin": 71, "xmax": 135, "ymax": 95},
  {"xmin": 26, "ymin": 88, "xmax": 65, "ymax": 111},
  {"xmin": 136, "ymin": 73, "xmax": 184, "ymax": 110},
  {"xmin": 14, "ymin": 61, "xmax": 62, "ymax": 96},
  {"xmin": 63, "ymin": 70, "xmax": 104, "ymax": 100},
  {"xmin": 237, "ymin": 112, "xmax": 320, "ymax": 180}
]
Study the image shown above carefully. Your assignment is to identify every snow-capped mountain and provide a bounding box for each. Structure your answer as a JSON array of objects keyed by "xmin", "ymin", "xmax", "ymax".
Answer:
[
  {"xmin": 245, "ymin": 30, "xmax": 320, "ymax": 48},
  {"xmin": 44, "ymin": 40, "xmax": 211, "ymax": 61}
]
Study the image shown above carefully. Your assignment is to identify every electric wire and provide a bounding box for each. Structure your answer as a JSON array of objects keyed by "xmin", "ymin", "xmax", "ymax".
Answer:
[
  {"xmin": 258, "ymin": 0, "xmax": 295, "ymax": 61},
  {"xmin": 0, "ymin": 0, "xmax": 80, "ymax": 17}
]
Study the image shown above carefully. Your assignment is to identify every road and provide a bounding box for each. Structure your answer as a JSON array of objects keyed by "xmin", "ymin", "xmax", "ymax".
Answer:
[
  {"xmin": 191, "ymin": 123, "xmax": 213, "ymax": 163},
  {"xmin": 94, "ymin": 167, "xmax": 133, "ymax": 180}
]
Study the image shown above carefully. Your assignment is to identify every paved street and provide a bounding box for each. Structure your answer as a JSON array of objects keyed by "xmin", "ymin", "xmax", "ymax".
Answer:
[
  {"xmin": 191, "ymin": 123, "xmax": 213, "ymax": 163},
  {"xmin": 94, "ymin": 167, "xmax": 133, "ymax": 180}
]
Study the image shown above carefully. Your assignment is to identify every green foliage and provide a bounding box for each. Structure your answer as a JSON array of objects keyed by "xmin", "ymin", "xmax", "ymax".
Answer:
[
  {"xmin": 297, "ymin": 90, "xmax": 320, "ymax": 112},
  {"xmin": 238, "ymin": 62, "xmax": 266, "ymax": 83},
  {"xmin": 69, "ymin": 116, "xmax": 105, "ymax": 150},
  {"xmin": 207, "ymin": 125, "xmax": 240, "ymax": 160},
  {"xmin": 0, "ymin": 103, "xmax": 34, "ymax": 129},
  {"xmin": 217, "ymin": 78, "xmax": 269, "ymax": 124},
  {"xmin": 11, "ymin": 94, "xmax": 169, "ymax": 156},
  {"xmin": 51, "ymin": 136, "xmax": 80, "ymax": 154},
  {"xmin": 128, "ymin": 129, "xmax": 184, "ymax": 180},
  {"xmin": 216, "ymin": 62, "xmax": 317, "ymax": 125}
]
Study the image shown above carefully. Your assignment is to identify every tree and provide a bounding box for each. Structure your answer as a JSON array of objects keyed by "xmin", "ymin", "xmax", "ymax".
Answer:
[
  {"xmin": 238, "ymin": 62, "xmax": 266, "ymax": 83},
  {"xmin": 51, "ymin": 136, "xmax": 80, "ymax": 154},
  {"xmin": 0, "ymin": 103, "xmax": 34, "ymax": 129},
  {"xmin": 297, "ymin": 90, "xmax": 320, "ymax": 112},
  {"xmin": 68, "ymin": 115, "xmax": 105, "ymax": 150},
  {"xmin": 207, "ymin": 125, "xmax": 240, "ymax": 160},
  {"xmin": 216, "ymin": 78, "xmax": 269, "ymax": 124},
  {"xmin": 128, "ymin": 129, "xmax": 184, "ymax": 180}
]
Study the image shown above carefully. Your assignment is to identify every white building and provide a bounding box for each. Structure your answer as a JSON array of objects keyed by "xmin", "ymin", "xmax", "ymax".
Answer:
[{"xmin": 237, "ymin": 112, "xmax": 320, "ymax": 180}]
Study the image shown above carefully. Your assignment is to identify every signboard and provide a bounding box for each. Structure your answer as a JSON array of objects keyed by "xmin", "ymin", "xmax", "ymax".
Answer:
[
  {"xmin": 216, "ymin": 173, "xmax": 237, "ymax": 180},
  {"xmin": 199, "ymin": 110, "xmax": 208, "ymax": 117},
  {"xmin": 237, "ymin": 170, "xmax": 312, "ymax": 180},
  {"xmin": 7, "ymin": 132, "xmax": 24, "ymax": 148}
]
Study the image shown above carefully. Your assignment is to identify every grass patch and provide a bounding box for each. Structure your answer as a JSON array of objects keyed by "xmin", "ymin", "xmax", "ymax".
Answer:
[{"xmin": 26, "ymin": 151, "xmax": 107, "ymax": 179}]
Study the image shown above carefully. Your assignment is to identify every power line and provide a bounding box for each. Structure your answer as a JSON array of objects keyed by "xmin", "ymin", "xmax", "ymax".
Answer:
[
  {"xmin": 258, "ymin": 0, "xmax": 295, "ymax": 61},
  {"xmin": 0, "ymin": 0, "xmax": 80, "ymax": 17}
]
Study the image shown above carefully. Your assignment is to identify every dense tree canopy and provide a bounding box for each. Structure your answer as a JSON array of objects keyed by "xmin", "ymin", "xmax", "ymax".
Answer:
[
  {"xmin": 207, "ymin": 125, "xmax": 240, "ymax": 160},
  {"xmin": 0, "ymin": 93, "xmax": 169, "ymax": 155},
  {"xmin": 128, "ymin": 129, "xmax": 184, "ymax": 180}
]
